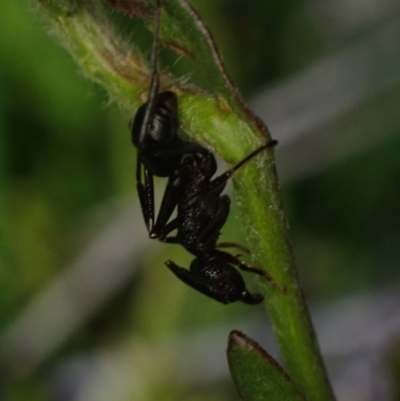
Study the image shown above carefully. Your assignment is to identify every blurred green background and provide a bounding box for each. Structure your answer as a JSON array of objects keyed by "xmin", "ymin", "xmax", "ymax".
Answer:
[{"xmin": 1, "ymin": 0, "xmax": 400, "ymax": 400}]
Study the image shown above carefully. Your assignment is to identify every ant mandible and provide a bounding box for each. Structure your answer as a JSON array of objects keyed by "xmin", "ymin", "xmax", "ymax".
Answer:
[{"xmin": 132, "ymin": 0, "xmax": 280, "ymax": 304}]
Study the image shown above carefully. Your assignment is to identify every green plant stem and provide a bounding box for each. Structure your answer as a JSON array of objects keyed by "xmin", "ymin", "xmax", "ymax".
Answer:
[
  {"xmin": 234, "ymin": 157, "xmax": 336, "ymax": 401},
  {"xmin": 32, "ymin": 0, "xmax": 336, "ymax": 400}
]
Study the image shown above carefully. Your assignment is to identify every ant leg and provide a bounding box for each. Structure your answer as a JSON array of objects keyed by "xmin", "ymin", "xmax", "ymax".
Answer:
[
  {"xmin": 195, "ymin": 196, "xmax": 230, "ymax": 251},
  {"xmin": 215, "ymin": 250, "xmax": 264, "ymax": 276},
  {"xmin": 216, "ymin": 242, "xmax": 250, "ymax": 254},
  {"xmin": 213, "ymin": 249, "xmax": 286, "ymax": 291},
  {"xmin": 158, "ymin": 219, "xmax": 179, "ymax": 243},
  {"xmin": 136, "ymin": 158, "xmax": 155, "ymax": 233},
  {"xmin": 208, "ymin": 140, "xmax": 277, "ymax": 193},
  {"xmin": 152, "ymin": 171, "xmax": 182, "ymax": 238}
]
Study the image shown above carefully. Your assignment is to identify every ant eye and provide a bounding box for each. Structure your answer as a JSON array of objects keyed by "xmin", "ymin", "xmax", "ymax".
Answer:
[{"xmin": 149, "ymin": 112, "xmax": 176, "ymax": 142}]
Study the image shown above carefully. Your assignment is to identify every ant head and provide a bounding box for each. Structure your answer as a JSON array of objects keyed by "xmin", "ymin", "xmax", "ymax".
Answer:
[
  {"xmin": 132, "ymin": 91, "xmax": 179, "ymax": 146},
  {"xmin": 148, "ymin": 91, "xmax": 178, "ymax": 142}
]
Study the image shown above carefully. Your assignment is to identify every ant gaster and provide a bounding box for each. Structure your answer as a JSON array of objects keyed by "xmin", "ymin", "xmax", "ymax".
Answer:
[{"xmin": 132, "ymin": 0, "xmax": 280, "ymax": 304}]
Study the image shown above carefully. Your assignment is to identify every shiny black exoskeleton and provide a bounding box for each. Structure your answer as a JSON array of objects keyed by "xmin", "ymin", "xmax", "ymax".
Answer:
[{"xmin": 157, "ymin": 142, "xmax": 278, "ymax": 304}]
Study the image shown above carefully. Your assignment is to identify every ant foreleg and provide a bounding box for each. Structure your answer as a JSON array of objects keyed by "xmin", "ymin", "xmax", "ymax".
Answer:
[
  {"xmin": 158, "ymin": 219, "xmax": 179, "ymax": 243},
  {"xmin": 152, "ymin": 171, "xmax": 182, "ymax": 238},
  {"xmin": 136, "ymin": 159, "xmax": 155, "ymax": 233}
]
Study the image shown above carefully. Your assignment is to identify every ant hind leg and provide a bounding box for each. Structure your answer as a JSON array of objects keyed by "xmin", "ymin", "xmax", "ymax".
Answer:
[
  {"xmin": 216, "ymin": 242, "xmax": 250, "ymax": 254},
  {"xmin": 213, "ymin": 249, "xmax": 286, "ymax": 292}
]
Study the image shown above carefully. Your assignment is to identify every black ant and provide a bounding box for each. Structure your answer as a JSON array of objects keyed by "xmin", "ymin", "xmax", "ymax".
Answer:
[
  {"xmin": 131, "ymin": 0, "xmax": 205, "ymax": 237},
  {"xmin": 157, "ymin": 143, "xmax": 279, "ymax": 305},
  {"xmin": 131, "ymin": 0, "xmax": 280, "ymax": 304}
]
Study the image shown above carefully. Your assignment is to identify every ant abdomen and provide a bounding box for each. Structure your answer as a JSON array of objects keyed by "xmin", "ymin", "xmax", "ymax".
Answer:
[{"xmin": 168, "ymin": 256, "xmax": 265, "ymax": 305}]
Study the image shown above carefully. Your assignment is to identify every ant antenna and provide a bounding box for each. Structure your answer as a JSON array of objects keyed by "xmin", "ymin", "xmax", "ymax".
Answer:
[{"xmin": 138, "ymin": 0, "xmax": 162, "ymax": 144}]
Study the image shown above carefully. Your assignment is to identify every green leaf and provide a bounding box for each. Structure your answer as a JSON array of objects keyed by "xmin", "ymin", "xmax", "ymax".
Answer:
[{"xmin": 227, "ymin": 331, "xmax": 307, "ymax": 401}]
